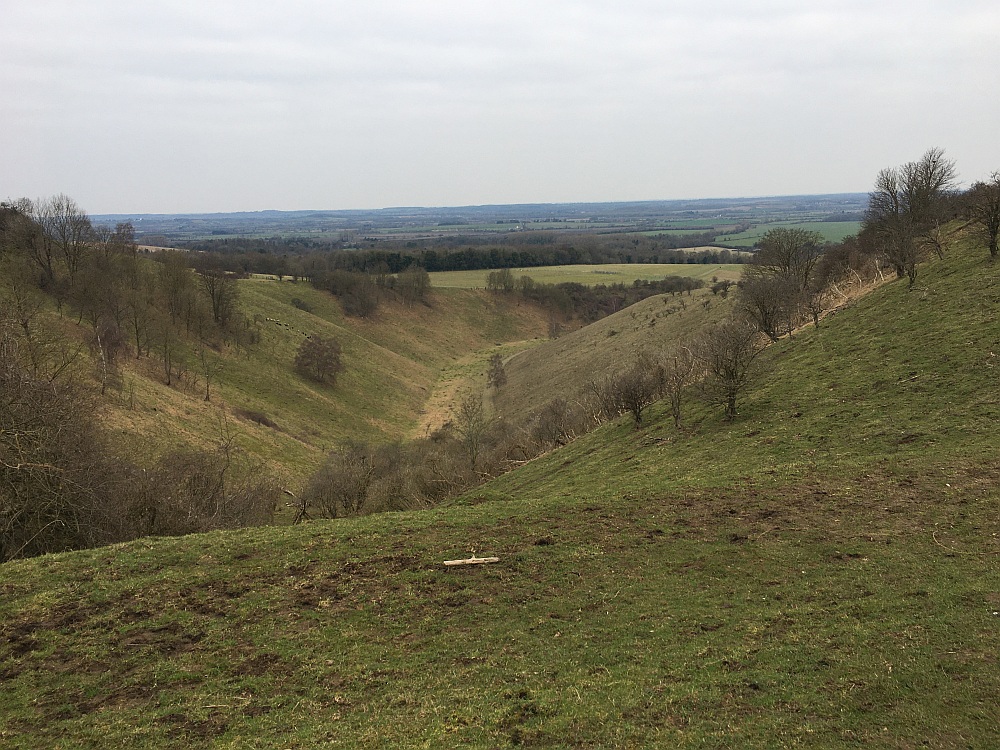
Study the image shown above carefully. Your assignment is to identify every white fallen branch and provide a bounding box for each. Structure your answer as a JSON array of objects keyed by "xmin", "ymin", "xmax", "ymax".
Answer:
[{"xmin": 443, "ymin": 555, "xmax": 499, "ymax": 566}]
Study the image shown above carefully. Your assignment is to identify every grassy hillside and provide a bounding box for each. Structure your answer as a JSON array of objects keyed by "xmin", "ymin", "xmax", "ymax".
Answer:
[
  {"xmin": 493, "ymin": 287, "xmax": 728, "ymax": 423},
  {"xmin": 487, "ymin": 237, "xmax": 1000, "ymax": 499},
  {"xmin": 104, "ymin": 279, "xmax": 548, "ymax": 481},
  {"xmin": 2, "ymin": 237, "xmax": 998, "ymax": 748},
  {"xmin": 414, "ymin": 284, "xmax": 731, "ymax": 431}
]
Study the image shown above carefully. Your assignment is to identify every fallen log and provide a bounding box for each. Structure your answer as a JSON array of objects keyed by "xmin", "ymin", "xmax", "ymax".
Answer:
[{"xmin": 443, "ymin": 556, "xmax": 500, "ymax": 566}]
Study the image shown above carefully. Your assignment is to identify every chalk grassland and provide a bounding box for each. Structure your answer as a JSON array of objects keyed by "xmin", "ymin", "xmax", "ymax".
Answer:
[
  {"xmin": 491, "ymin": 287, "xmax": 728, "ymax": 423},
  {"xmin": 1, "ymin": 236, "xmax": 998, "ymax": 747},
  {"xmin": 103, "ymin": 280, "xmax": 548, "ymax": 482},
  {"xmin": 429, "ymin": 262, "xmax": 745, "ymax": 289},
  {"xmin": 415, "ymin": 285, "xmax": 727, "ymax": 436}
]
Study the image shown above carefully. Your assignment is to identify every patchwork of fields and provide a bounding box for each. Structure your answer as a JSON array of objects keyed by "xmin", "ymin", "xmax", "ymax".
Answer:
[{"xmin": 718, "ymin": 220, "xmax": 862, "ymax": 247}]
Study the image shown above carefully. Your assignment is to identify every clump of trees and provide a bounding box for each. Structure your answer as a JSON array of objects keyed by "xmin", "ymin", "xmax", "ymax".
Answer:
[
  {"xmin": 738, "ymin": 227, "xmax": 824, "ymax": 341},
  {"xmin": 494, "ymin": 274, "xmax": 704, "ymax": 329},
  {"xmin": 0, "ymin": 324, "xmax": 278, "ymax": 560},
  {"xmin": 0, "ymin": 196, "xmax": 264, "ymax": 395},
  {"xmin": 0, "ymin": 196, "xmax": 280, "ymax": 560},
  {"xmin": 396, "ymin": 265, "xmax": 431, "ymax": 305},
  {"xmin": 308, "ymin": 265, "xmax": 431, "ymax": 318},
  {"xmin": 860, "ymin": 148, "xmax": 959, "ymax": 287},
  {"xmin": 180, "ymin": 232, "xmax": 745, "ymax": 280}
]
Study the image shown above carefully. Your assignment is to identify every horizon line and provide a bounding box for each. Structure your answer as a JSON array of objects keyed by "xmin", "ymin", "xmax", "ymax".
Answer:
[{"xmin": 90, "ymin": 191, "xmax": 869, "ymax": 218}]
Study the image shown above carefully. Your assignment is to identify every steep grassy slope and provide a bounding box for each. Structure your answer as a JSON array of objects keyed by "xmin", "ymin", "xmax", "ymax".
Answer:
[
  {"xmin": 494, "ymin": 287, "xmax": 728, "ymax": 422},
  {"xmin": 486, "ymin": 235, "xmax": 1000, "ymax": 499},
  {"xmin": 417, "ymin": 285, "xmax": 730, "ymax": 430},
  {"xmin": 104, "ymin": 280, "xmax": 548, "ymax": 480},
  {"xmin": 1, "ymin": 238, "xmax": 998, "ymax": 748}
]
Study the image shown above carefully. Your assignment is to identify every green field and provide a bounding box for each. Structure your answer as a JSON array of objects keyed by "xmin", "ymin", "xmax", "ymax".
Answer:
[
  {"xmin": 719, "ymin": 220, "xmax": 861, "ymax": 247},
  {"xmin": 429, "ymin": 262, "xmax": 744, "ymax": 288}
]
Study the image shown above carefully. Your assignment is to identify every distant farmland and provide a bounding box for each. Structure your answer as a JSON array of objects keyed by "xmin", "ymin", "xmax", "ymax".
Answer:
[
  {"xmin": 428, "ymin": 263, "xmax": 745, "ymax": 289},
  {"xmin": 719, "ymin": 220, "xmax": 861, "ymax": 247}
]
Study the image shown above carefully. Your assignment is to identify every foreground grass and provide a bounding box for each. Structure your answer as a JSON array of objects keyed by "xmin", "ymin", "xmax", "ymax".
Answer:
[
  {"xmin": 2, "ymin": 237, "xmax": 999, "ymax": 747},
  {"xmin": 2, "ymin": 465, "xmax": 997, "ymax": 748}
]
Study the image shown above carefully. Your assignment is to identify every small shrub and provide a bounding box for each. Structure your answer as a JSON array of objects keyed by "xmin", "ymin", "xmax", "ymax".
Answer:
[
  {"xmin": 294, "ymin": 335, "xmax": 344, "ymax": 384},
  {"xmin": 234, "ymin": 407, "xmax": 280, "ymax": 430}
]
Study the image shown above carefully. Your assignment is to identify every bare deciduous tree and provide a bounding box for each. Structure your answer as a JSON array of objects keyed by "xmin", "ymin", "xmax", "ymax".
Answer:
[
  {"xmin": 454, "ymin": 394, "xmax": 489, "ymax": 470},
  {"xmin": 966, "ymin": 172, "xmax": 1000, "ymax": 261},
  {"xmin": 862, "ymin": 148, "xmax": 958, "ymax": 287},
  {"xmin": 199, "ymin": 270, "xmax": 240, "ymax": 327},
  {"xmin": 148, "ymin": 418, "xmax": 277, "ymax": 535},
  {"xmin": 531, "ymin": 397, "xmax": 588, "ymax": 447},
  {"xmin": 738, "ymin": 273, "xmax": 799, "ymax": 342},
  {"xmin": 94, "ymin": 221, "xmax": 137, "ymax": 259},
  {"xmin": 91, "ymin": 317, "xmax": 129, "ymax": 395},
  {"xmin": 0, "ymin": 329, "xmax": 115, "ymax": 560},
  {"xmin": 2, "ymin": 199, "xmax": 56, "ymax": 286},
  {"xmin": 694, "ymin": 317, "xmax": 767, "ymax": 420},
  {"xmin": 739, "ymin": 227, "xmax": 824, "ymax": 338},
  {"xmin": 486, "ymin": 352, "xmax": 507, "ymax": 391},
  {"xmin": 587, "ymin": 353, "xmax": 663, "ymax": 427},
  {"xmin": 198, "ymin": 346, "xmax": 225, "ymax": 401},
  {"xmin": 661, "ymin": 345, "xmax": 698, "ymax": 428},
  {"xmin": 753, "ymin": 227, "xmax": 824, "ymax": 290},
  {"xmin": 33, "ymin": 194, "xmax": 94, "ymax": 284},
  {"xmin": 617, "ymin": 356, "xmax": 664, "ymax": 427},
  {"xmin": 0, "ymin": 257, "xmax": 81, "ymax": 381},
  {"xmin": 158, "ymin": 250, "xmax": 196, "ymax": 327},
  {"xmin": 294, "ymin": 335, "xmax": 344, "ymax": 384}
]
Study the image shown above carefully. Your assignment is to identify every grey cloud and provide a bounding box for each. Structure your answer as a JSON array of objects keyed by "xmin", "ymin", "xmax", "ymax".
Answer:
[{"xmin": 2, "ymin": 0, "xmax": 998, "ymax": 211}]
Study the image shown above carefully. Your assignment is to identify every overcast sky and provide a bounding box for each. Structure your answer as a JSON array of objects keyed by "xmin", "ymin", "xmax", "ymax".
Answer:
[{"xmin": 3, "ymin": 0, "xmax": 999, "ymax": 214}]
